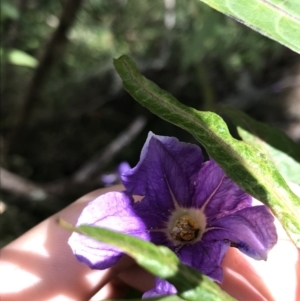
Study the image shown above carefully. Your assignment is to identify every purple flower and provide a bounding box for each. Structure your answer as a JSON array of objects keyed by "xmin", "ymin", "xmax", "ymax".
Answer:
[{"xmin": 69, "ymin": 132, "xmax": 277, "ymax": 297}]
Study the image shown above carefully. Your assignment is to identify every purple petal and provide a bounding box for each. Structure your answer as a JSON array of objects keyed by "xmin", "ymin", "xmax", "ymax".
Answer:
[
  {"xmin": 118, "ymin": 161, "xmax": 131, "ymax": 175},
  {"xmin": 194, "ymin": 160, "xmax": 251, "ymax": 219},
  {"xmin": 131, "ymin": 195, "xmax": 171, "ymax": 229},
  {"xmin": 144, "ymin": 228, "xmax": 175, "ymax": 249},
  {"xmin": 122, "ymin": 132, "xmax": 204, "ymax": 209},
  {"xmin": 204, "ymin": 206, "xmax": 277, "ymax": 260},
  {"xmin": 101, "ymin": 173, "xmax": 118, "ymax": 185},
  {"xmin": 68, "ymin": 191, "xmax": 149, "ymax": 269},
  {"xmin": 178, "ymin": 241, "xmax": 229, "ymax": 283},
  {"xmin": 143, "ymin": 278, "xmax": 177, "ymax": 298}
]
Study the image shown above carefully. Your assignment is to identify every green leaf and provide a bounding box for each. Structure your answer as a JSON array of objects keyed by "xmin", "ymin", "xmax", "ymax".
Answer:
[
  {"xmin": 221, "ymin": 106, "xmax": 300, "ymax": 184},
  {"xmin": 1, "ymin": 48, "xmax": 38, "ymax": 68},
  {"xmin": 113, "ymin": 55, "xmax": 300, "ymax": 248},
  {"xmin": 59, "ymin": 220, "xmax": 235, "ymax": 301},
  {"xmin": 197, "ymin": 0, "xmax": 300, "ymax": 54}
]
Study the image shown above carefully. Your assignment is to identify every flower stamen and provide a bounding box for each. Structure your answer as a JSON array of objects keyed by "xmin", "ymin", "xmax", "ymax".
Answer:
[{"xmin": 171, "ymin": 214, "xmax": 200, "ymax": 242}]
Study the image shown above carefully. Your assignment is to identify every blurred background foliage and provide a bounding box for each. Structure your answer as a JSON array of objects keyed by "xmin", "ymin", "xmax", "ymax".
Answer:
[{"xmin": 1, "ymin": 0, "xmax": 299, "ymax": 247}]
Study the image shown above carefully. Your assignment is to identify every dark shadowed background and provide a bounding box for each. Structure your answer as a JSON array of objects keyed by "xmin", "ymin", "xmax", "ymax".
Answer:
[{"xmin": 1, "ymin": 0, "xmax": 300, "ymax": 247}]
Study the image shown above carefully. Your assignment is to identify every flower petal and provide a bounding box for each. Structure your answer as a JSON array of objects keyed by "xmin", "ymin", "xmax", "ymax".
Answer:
[
  {"xmin": 178, "ymin": 241, "xmax": 229, "ymax": 283},
  {"xmin": 143, "ymin": 242, "xmax": 230, "ymax": 298},
  {"xmin": 194, "ymin": 159, "xmax": 251, "ymax": 219},
  {"xmin": 204, "ymin": 206, "xmax": 277, "ymax": 260},
  {"xmin": 143, "ymin": 277, "xmax": 177, "ymax": 298},
  {"xmin": 131, "ymin": 195, "xmax": 173, "ymax": 231},
  {"xmin": 122, "ymin": 132, "xmax": 204, "ymax": 209},
  {"xmin": 68, "ymin": 191, "xmax": 149, "ymax": 269}
]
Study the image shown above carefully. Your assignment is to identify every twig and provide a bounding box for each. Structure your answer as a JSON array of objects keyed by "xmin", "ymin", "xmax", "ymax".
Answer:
[
  {"xmin": 0, "ymin": 167, "xmax": 48, "ymax": 201},
  {"xmin": 1, "ymin": 116, "xmax": 147, "ymax": 202},
  {"xmin": 73, "ymin": 115, "xmax": 147, "ymax": 183}
]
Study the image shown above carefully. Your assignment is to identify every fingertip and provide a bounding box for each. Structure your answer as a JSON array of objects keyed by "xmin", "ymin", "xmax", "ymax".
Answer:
[{"xmin": 118, "ymin": 264, "xmax": 155, "ymax": 293}]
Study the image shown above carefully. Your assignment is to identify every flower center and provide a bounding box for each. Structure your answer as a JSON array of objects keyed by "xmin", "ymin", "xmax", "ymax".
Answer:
[{"xmin": 170, "ymin": 214, "xmax": 200, "ymax": 242}]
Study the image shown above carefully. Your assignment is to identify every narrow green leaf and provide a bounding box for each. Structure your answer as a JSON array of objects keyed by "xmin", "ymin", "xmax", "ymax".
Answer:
[
  {"xmin": 113, "ymin": 55, "xmax": 300, "ymax": 248},
  {"xmin": 197, "ymin": 0, "xmax": 300, "ymax": 54},
  {"xmin": 221, "ymin": 105, "xmax": 300, "ymax": 184},
  {"xmin": 59, "ymin": 219, "xmax": 236, "ymax": 301}
]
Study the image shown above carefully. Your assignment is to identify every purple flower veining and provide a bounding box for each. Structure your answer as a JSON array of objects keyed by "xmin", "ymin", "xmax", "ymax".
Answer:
[{"xmin": 68, "ymin": 132, "xmax": 277, "ymax": 297}]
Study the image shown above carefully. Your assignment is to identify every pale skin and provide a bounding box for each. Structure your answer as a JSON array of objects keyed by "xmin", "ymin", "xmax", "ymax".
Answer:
[{"xmin": 0, "ymin": 185, "xmax": 299, "ymax": 301}]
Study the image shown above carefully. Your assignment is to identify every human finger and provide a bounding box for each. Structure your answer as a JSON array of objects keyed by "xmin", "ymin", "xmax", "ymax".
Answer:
[
  {"xmin": 0, "ymin": 185, "xmax": 138, "ymax": 301},
  {"xmin": 220, "ymin": 218, "xmax": 300, "ymax": 301}
]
